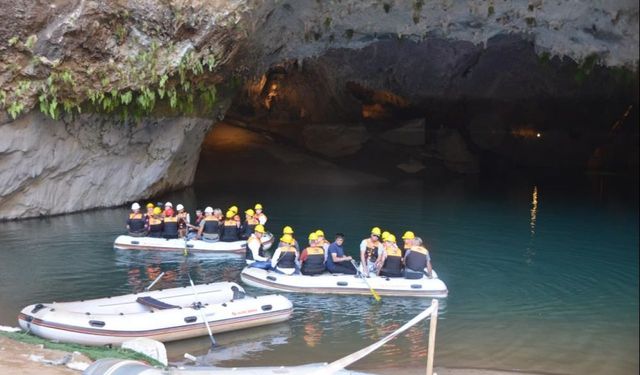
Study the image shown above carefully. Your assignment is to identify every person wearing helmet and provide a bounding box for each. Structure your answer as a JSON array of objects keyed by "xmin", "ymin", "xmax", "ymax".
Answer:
[
  {"xmin": 144, "ymin": 202, "xmax": 155, "ymax": 219},
  {"xmin": 229, "ymin": 205, "xmax": 242, "ymax": 227},
  {"xmin": 197, "ymin": 206, "xmax": 221, "ymax": 242},
  {"xmin": 254, "ymin": 203, "xmax": 268, "ymax": 225},
  {"xmin": 148, "ymin": 206, "xmax": 164, "ymax": 238},
  {"xmin": 162, "ymin": 209, "xmax": 179, "ymax": 239},
  {"xmin": 300, "ymin": 232, "xmax": 326, "ymax": 275},
  {"xmin": 186, "ymin": 209, "xmax": 203, "ymax": 239},
  {"xmin": 278, "ymin": 226, "xmax": 300, "ymax": 250},
  {"xmin": 221, "ymin": 210, "xmax": 241, "ymax": 242},
  {"xmin": 240, "ymin": 209, "xmax": 259, "ymax": 240},
  {"xmin": 326, "ymin": 233, "xmax": 357, "ymax": 274},
  {"xmin": 401, "ymin": 231, "xmax": 415, "ymax": 257},
  {"xmin": 315, "ymin": 229, "xmax": 330, "ymax": 251},
  {"xmin": 359, "ymin": 227, "xmax": 384, "ymax": 276},
  {"xmin": 163, "ymin": 202, "xmax": 174, "ymax": 217},
  {"xmin": 246, "ymin": 224, "xmax": 269, "ymax": 265},
  {"xmin": 271, "ymin": 234, "xmax": 299, "ymax": 275},
  {"xmin": 404, "ymin": 237, "xmax": 432, "ymax": 279},
  {"xmin": 176, "ymin": 204, "xmax": 190, "ymax": 238},
  {"xmin": 378, "ymin": 234, "xmax": 403, "ymax": 277},
  {"xmin": 126, "ymin": 203, "xmax": 147, "ymax": 237}
]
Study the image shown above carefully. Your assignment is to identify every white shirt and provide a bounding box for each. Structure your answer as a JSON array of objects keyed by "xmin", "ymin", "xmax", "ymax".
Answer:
[
  {"xmin": 246, "ymin": 235, "xmax": 268, "ymax": 264},
  {"xmin": 270, "ymin": 246, "xmax": 299, "ymax": 275}
]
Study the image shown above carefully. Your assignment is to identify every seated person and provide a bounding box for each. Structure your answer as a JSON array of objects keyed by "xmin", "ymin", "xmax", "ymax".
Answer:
[
  {"xmin": 220, "ymin": 210, "xmax": 241, "ymax": 242},
  {"xmin": 401, "ymin": 231, "xmax": 415, "ymax": 257},
  {"xmin": 126, "ymin": 203, "xmax": 146, "ymax": 237},
  {"xmin": 271, "ymin": 234, "xmax": 299, "ymax": 275},
  {"xmin": 403, "ymin": 237, "xmax": 432, "ymax": 279},
  {"xmin": 360, "ymin": 227, "xmax": 384, "ymax": 276},
  {"xmin": 315, "ymin": 229, "xmax": 331, "ymax": 251},
  {"xmin": 300, "ymin": 232, "xmax": 326, "ymax": 276},
  {"xmin": 197, "ymin": 207, "xmax": 221, "ymax": 242},
  {"xmin": 326, "ymin": 233, "xmax": 357, "ymax": 275},
  {"xmin": 162, "ymin": 212, "xmax": 179, "ymax": 239},
  {"xmin": 378, "ymin": 234, "xmax": 403, "ymax": 277},
  {"xmin": 147, "ymin": 207, "xmax": 164, "ymax": 238},
  {"xmin": 240, "ymin": 209, "xmax": 258, "ymax": 240},
  {"xmin": 279, "ymin": 226, "xmax": 300, "ymax": 251},
  {"xmin": 246, "ymin": 224, "xmax": 270, "ymax": 266}
]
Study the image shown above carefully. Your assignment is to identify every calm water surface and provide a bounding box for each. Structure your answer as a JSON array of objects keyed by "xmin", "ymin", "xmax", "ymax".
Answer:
[{"xmin": 0, "ymin": 176, "xmax": 637, "ymax": 374}]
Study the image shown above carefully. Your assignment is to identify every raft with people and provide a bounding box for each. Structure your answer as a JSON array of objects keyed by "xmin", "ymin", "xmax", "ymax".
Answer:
[
  {"xmin": 18, "ymin": 282, "xmax": 293, "ymax": 346},
  {"xmin": 116, "ymin": 202, "xmax": 274, "ymax": 253}
]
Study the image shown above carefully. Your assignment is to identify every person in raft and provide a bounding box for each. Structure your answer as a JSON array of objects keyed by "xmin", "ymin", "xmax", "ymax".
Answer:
[
  {"xmin": 271, "ymin": 234, "xmax": 299, "ymax": 275},
  {"xmin": 162, "ymin": 209, "xmax": 179, "ymax": 239},
  {"xmin": 163, "ymin": 202, "xmax": 174, "ymax": 217},
  {"xmin": 229, "ymin": 205, "xmax": 242, "ymax": 228},
  {"xmin": 401, "ymin": 231, "xmax": 415, "ymax": 257},
  {"xmin": 278, "ymin": 226, "xmax": 300, "ymax": 250},
  {"xmin": 197, "ymin": 206, "xmax": 221, "ymax": 242},
  {"xmin": 314, "ymin": 229, "xmax": 331, "ymax": 251},
  {"xmin": 126, "ymin": 203, "xmax": 147, "ymax": 237},
  {"xmin": 300, "ymin": 232, "xmax": 326, "ymax": 275},
  {"xmin": 254, "ymin": 203, "xmax": 268, "ymax": 225},
  {"xmin": 186, "ymin": 208, "xmax": 203, "ymax": 239},
  {"xmin": 176, "ymin": 204, "xmax": 190, "ymax": 238},
  {"xmin": 378, "ymin": 234, "xmax": 404, "ymax": 277},
  {"xmin": 240, "ymin": 208, "xmax": 259, "ymax": 240},
  {"xmin": 220, "ymin": 210, "xmax": 241, "ymax": 242},
  {"xmin": 403, "ymin": 237, "xmax": 432, "ymax": 279},
  {"xmin": 326, "ymin": 233, "xmax": 357, "ymax": 274},
  {"xmin": 147, "ymin": 207, "xmax": 164, "ymax": 238},
  {"xmin": 360, "ymin": 227, "xmax": 384, "ymax": 276},
  {"xmin": 246, "ymin": 224, "xmax": 270, "ymax": 266}
]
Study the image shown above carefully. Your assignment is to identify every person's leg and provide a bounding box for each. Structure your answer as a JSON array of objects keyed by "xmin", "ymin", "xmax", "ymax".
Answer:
[
  {"xmin": 404, "ymin": 268, "xmax": 423, "ymax": 279},
  {"xmin": 333, "ymin": 261, "xmax": 357, "ymax": 274}
]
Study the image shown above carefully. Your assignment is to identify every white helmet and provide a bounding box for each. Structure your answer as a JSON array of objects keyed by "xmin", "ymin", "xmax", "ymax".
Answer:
[
  {"xmin": 204, "ymin": 206, "xmax": 214, "ymax": 214},
  {"xmin": 131, "ymin": 202, "xmax": 141, "ymax": 210},
  {"xmin": 176, "ymin": 204, "xmax": 184, "ymax": 211},
  {"xmin": 165, "ymin": 202, "xmax": 173, "ymax": 208}
]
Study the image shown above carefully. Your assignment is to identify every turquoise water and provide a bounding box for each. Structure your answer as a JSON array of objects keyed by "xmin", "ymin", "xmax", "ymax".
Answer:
[{"xmin": 0, "ymin": 176, "xmax": 637, "ymax": 374}]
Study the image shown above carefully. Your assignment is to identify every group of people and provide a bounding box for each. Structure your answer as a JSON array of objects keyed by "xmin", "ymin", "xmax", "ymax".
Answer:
[
  {"xmin": 248, "ymin": 226, "xmax": 434, "ymax": 280},
  {"xmin": 126, "ymin": 201, "xmax": 268, "ymax": 242}
]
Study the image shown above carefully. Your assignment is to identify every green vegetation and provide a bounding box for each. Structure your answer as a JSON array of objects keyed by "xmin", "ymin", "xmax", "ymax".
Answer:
[
  {"xmin": 25, "ymin": 35, "xmax": 37, "ymax": 50},
  {"xmin": 0, "ymin": 331, "xmax": 164, "ymax": 368},
  {"xmin": 8, "ymin": 36, "xmax": 19, "ymax": 46}
]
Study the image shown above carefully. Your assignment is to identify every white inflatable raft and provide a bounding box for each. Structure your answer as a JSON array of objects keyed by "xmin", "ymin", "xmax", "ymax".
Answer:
[
  {"xmin": 241, "ymin": 267, "xmax": 448, "ymax": 298},
  {"xmin": 113, "ymin": 232, "xmax": 274, "ymax": 253},
  {"xmin": 18, "ymin": 282, "xmax": 292, "ymax": 346}
]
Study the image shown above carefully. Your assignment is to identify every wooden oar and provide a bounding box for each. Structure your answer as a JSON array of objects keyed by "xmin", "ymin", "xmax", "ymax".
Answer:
[{"xmin": 351, "ymin": 259, "xmax": 381, "ymax": 302}]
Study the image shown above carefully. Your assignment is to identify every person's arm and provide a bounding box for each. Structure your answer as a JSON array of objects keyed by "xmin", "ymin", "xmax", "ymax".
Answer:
[
  {"xmin": 359, "ymin": 240, "xmax": 367, "ymax": 267},
  {"xmin": 300, "ymin": 248, "xmax": 308, "ymax": 262},
  {"xmin": 426, "ymin": 252, "xmax": 432, "ymax": 277},
  {"xmin": 249, "ymin": 239, "xmax": 268, "ymax": 262},
  {"xmin": 376, "ymin": 249, "xmax": 387, "ymax": 269},
  {"xmin": 271, "ymin": 248, "xmax": 281, "ymax": 269},
  {"xmin": 258, "ymin": 215, "xmax": 267, "ymax": 225},
  {"xmin": 197, "ymin": 220, "xmax": 205, "ymax": 239}
]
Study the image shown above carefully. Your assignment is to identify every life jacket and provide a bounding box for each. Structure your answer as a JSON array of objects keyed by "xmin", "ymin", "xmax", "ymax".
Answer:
[
  {"xmin": 202, "ymin": 216, "xmax": 220, "ymax": 235},
  {"xmin": 382, "ymin": 245, "xmax": 403, "ymax": 274},
  {"xmin": 163, "ymin": 216, "xmax": 178, "ymax": 236},
  {"xmin": 246, "ymin": 235, "xmax": 264, "ymax": 260},
  {"xmin": 364, "ymin": 239, "xmax": 379, "ymax": 262},
  {"xmin": 148, "ymin": 216, "xmax": 163, "ymax": 237},
  {"xmin": 405, "ymin": 246, "xmax": 429, "ymax": 271},
  {"xmin": 221, "ymin": 220, "xmax": 240, "ymax": 242},
  {"xmin": 128, "ymin": 213, "xmax": 145, "ymax": 232},
  {"xmin": 276, "ymin": 246, "xmax": 297, "ymax": 269},
  {"xmin": 301, "ymin": 246, "xmax": 325, "ymax": 275},
  {"xmin": 242, "ymin": 218, "xmax": 259, "ymax": 236}
]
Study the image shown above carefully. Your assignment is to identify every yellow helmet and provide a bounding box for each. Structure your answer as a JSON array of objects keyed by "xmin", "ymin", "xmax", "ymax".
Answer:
[
  {"xmin": 308, "ymin": 232, "xmax": 318, "ymax": 241},
  {"xmin": 283, "ymin": 226, "xmax": 294, "ymax": 234},
  {"xmin": 280, "ymin": 234, "xmax": 294, "ymax": 244},
  {"xmin": 386, "ymin": 234, "xmax": 397, "ymax": 243},
  {"xmin": 146, "ymin": 202, "xmax": 155, "ymax": 209},
  {"xmin": 371, "ymin": 227, "xmax": 382, "ymax": 236},
  {"xmin": 255, "ymin": 203, "xmax": 263, "ymax": 210},
  {"xmin": 402, "ymin": 231, "xmax": 415, "ymax": 240},
  {"xmin": 153, "ymin": 207, "xmax": 162, "ymax": 215},
  {"xmin": 254, "ymin": 224, "xmax": 266, "ymax": 233},
  {"xmin": 225, "ymin": 210, "xmax": 234, "ymax": 219},
  {"xmin": 245, "ymin": 208, "xmax": 255, "ymax": 216},
  {"xmin": 381, "ymin": 231, "xmax": 390, "ymax": 241},
  {"xmin": 315, "ymin": 229, "xmax": 325, "ymax": 237},
  {"xmin": 229, "ymin": 205, "xmax": 238, "ymax": 214}
]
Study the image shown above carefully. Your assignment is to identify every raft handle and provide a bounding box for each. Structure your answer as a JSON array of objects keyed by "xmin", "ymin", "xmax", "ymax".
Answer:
[
  {"xmin": 337, "ymin": 281, "xmax": 348, "ymax": 286},
  {"xmin": 89, "ymin": 320, "xmax": 105, "ymax": 327},
  {"xmin": 184, "ymin": 316, "xmax": 197, "ymax": 323},
  {"xmin": 266, "ymin": 275, "xmax": 277, "ymax": 281},
  {"xmin": 187, "ymin": 244, "xmax": 194, "ymax": 248},
  {"xmin": 261, "ymin": 304, "xmax": 273, "ymax": 311},
  {"xmin": 131, "ymin": 240, "xmax": 140, "ymax": 245},
  {"xmin": 410, "ymin": 284, "xmax": 423, "ymax": 289},
  {"xmin": 30, "ymin": 304, "xmax": 45, "ymax": 314}
]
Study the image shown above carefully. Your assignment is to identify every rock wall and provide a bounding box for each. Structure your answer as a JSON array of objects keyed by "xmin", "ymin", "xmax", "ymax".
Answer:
[{"xmin": 0, "ymin": 112, "xmax": 211, "ymax": 219}]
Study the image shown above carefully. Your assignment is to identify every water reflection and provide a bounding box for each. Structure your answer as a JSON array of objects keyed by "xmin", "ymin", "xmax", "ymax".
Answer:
[
  {"xmin": 525, "ymin": 185, "xmax": 538, "ymax": 265},
  {"xmin": 302, "ymin": 311, "xmax": 323, "ymax": 348}
]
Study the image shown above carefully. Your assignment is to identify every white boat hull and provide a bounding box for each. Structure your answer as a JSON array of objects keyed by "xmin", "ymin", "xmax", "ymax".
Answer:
[
  {"xmin": 18, "ymin": 282, "xmax": 292, "ymax": 346},
  {"xmin": 113, "ymin": 233, "xmax": 274, "ymax": 253},
  {"xmin": 241, "ymin": 267, "xmax": 448, "ymax": 298}
]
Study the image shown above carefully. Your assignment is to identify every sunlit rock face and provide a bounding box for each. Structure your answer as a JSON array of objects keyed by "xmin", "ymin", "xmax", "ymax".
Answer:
[{"xmin": 0, "ymin": 112, "xmax": 211, "ymax": 220}]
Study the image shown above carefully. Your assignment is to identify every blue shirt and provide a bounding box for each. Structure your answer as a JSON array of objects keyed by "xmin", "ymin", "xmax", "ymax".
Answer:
[{"xmin": 325, "ymin": 241, "xmax": 345, "ymax": 271}]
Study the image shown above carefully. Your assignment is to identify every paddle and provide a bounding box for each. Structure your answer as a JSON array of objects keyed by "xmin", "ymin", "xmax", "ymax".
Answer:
[
  {"xmin": 187, "ymin": 272, "xmax": 216, "ymax": 347},
  {"xmin": 350, "ymin": 259, "xmax": 381, "ymax": 302},
  {"xmin": 144, "ymin": 271, "xmax": 165, "ymax": 292}
]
